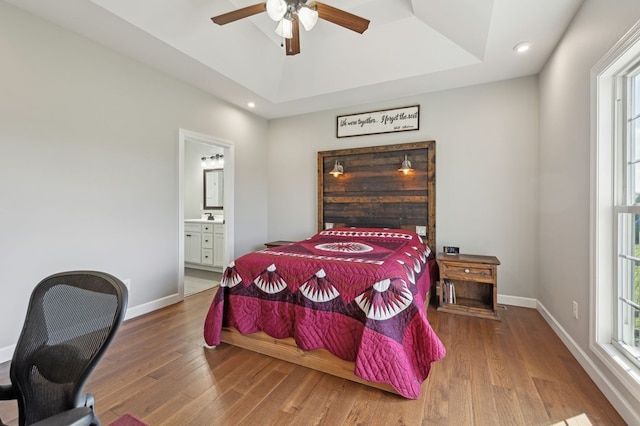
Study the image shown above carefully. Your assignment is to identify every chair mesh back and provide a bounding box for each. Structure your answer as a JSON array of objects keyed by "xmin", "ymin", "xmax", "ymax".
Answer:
[{"xmin": 10, "ymin": 272, "xmax": 127, "ymax": 425}]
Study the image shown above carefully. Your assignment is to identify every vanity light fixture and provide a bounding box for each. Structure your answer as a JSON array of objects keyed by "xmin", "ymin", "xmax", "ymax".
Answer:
[
  {"xmin": 201, "ymin": 154, "xmax": 224, "ymax": 168},
  {"xmin": 330, "ymin": 160, "xmax": 344, "ymax": 177},
  {"xmin": 398, "ymin": 155, "xmax": 413, "ymax": 174}
]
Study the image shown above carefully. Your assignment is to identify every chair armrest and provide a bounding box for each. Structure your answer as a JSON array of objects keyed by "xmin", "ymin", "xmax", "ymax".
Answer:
[
  {"xmin": 30, "ymin": 407, "xmax": 94, "ymax": 426},
  {"xmin": 0, "ymin": 384, "xmax": 16, "ymax": 401}
]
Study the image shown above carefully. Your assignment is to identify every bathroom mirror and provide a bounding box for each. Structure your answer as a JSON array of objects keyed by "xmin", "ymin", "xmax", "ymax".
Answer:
[{"xmin": 204, "ymin": 168, "xmax": 224, "ymax": 209}]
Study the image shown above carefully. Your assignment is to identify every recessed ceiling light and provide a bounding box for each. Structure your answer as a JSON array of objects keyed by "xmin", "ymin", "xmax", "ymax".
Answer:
[
  {"xmin": 247, "ymin": 102, "xmax": 256, "ymax": 108},
  {"xmin": 513, "ymin": 42, "xmax": 531, "ymax": 54}
]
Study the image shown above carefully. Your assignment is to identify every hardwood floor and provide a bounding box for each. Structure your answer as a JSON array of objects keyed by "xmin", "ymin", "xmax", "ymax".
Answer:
[{"xmin": 0, "ymin": 289, "xmax": 626, "ymax": 425}]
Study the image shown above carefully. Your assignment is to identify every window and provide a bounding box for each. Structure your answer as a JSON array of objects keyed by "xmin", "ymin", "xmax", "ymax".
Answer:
[
  {"xmin": 592, "ymin": 21, "xmax": 640, "ymax": 401},
  {"xmin": 614, "ymin": 68, "xmax": 640, "ymax": 368}
]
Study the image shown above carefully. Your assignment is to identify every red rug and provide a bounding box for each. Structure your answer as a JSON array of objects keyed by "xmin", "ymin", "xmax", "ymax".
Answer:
[{"xmin": 108, "ymin": 413, "xmax": 148, "ymax": 426}]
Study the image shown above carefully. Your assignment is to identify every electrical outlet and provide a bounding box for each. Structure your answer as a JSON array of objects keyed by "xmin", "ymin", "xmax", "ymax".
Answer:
[
  {"xmin": 123, "ymin": 279, "xmax": 131, "ymax": 293},
  {"xmin": 416, "ymin": 225, "xmax": 427, "ymax": 236},
  {"xmin": 572, "ymin": 301, "xmax": 578, "ymax": 319}
]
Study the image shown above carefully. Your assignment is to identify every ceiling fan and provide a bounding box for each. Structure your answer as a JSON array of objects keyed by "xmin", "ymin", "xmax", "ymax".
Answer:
[{"xmin": 211, "ymin": 0, "xmax": 370, "ymax": 56}]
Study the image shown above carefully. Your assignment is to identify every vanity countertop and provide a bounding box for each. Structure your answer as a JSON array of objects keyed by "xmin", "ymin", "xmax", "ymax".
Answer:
[{"xmin": 185, "ymin": 218, "xmax": 224, "ymax": 224}]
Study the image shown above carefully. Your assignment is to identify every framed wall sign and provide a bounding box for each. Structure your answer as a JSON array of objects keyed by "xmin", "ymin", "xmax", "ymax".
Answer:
[{"xmin": 336, "ymin": 105, "xmax": 419, "ymax": 138}]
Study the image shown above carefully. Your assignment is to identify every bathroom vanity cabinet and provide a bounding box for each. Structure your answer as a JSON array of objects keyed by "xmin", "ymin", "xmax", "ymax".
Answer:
[{"xmin": 184, "ymin": 220, "xmax": 225, "ymax": 271}]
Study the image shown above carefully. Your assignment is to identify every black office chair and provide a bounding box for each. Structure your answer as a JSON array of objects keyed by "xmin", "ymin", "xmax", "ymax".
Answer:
[{"xmin": 0, "ymin": 271, "xmax": 128, "ymax": 426}]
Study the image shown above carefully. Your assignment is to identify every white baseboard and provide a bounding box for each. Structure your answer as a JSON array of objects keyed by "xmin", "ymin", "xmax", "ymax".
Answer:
[
  {"xmin": 537, "ymin": 301, "xmax": 640, "ymax": 425},
  {"xmin": 498, "ymin": 294, "xmax": 537, "ymax": 308},
  {"xmin": 0, "ymin": 294, "xmax": 183, "ymax": 364},
  {"xmin": 123, "ymin": 293, "xmax": 182, "ymax": 321}
]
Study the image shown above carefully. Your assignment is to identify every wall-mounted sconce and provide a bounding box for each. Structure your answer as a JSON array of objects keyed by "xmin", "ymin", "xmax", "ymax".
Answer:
[
  {"xmin": 201, "ymin": 154, "xmax": 224, "ymax": 168},
  {"xmin": 330, "ymin": 160, "xmax": 344, "ymax": 177},
  {"xmin": 398, "ymin": 155, "xmax": 413, "ymax": 175}
]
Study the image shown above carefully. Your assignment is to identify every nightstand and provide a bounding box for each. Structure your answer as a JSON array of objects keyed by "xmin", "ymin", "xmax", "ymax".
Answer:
[
  {"xmin": 436, "ymin": 253, "xmax": 501, "ymax": 320},
  {"xmin": 264, "ymin": 240, "xmax": 294, "ymax": 248}
]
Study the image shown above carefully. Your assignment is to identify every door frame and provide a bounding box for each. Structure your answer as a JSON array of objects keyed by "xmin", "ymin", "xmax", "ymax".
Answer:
[{"xmin": 178, "ymin": 129, "xmax": 234, "ymax": 298}]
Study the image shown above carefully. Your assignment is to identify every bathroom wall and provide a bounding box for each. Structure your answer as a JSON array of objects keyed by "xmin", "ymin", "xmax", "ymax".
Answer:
[{"xmin": 184, "ymin": 140, "xmax": 224, "ymax": 220}]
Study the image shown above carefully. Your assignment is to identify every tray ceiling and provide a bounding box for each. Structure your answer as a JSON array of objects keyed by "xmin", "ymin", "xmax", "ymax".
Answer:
[{"xmin": 6, "ymin": 0, "xmax": 584, "ymax": 119}]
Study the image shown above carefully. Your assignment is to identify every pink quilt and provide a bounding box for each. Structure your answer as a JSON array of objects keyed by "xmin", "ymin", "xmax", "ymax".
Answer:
[{"xmin": 203, "ymin": 227, "xmax": 446, "ymax": 399}]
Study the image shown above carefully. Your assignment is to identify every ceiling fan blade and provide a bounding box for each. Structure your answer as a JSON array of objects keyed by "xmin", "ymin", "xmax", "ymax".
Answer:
[
  {"xmin": 313, "ymin": 2, "xmax": 369, "ymax": 34},
  {"xmin": 286, "ymin": 17, "xmax": 301, "ymax": 56},
  {"xmin": 211, "ymin": 2, "xmax": 266, "ymax": 25}
]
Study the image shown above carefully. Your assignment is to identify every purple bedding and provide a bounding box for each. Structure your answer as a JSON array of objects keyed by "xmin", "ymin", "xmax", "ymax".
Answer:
[{"xmin": 203, "ymin": 227, "xmax": 445, "ymax": 398}]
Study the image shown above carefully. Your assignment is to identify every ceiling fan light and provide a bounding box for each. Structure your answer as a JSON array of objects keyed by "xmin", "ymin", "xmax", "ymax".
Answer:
[
  {"xmin": 266, "ymin": 0, "xmax": 287, "ymax": 21},
  {"xmin": 275, "ymin": 18, "xmax": 293, "ymax": 39},
  {"xmin": 298, "ymin": 7, "xmax": 318, "ymax": 31}
]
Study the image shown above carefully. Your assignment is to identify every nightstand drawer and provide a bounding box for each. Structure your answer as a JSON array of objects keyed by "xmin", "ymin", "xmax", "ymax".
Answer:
[{"xmin": 439, "ymin": 262, "xmax": 494, "ymax": 283}]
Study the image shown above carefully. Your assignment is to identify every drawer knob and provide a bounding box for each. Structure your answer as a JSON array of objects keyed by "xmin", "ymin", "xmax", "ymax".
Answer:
[{"xmin": 464, "ymin": 268, "xmax": 470, "ymax": 273}]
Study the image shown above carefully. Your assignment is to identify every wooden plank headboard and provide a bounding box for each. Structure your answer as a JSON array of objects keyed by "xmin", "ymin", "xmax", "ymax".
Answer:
[{"xmin": 317, "ymin": 141, "xmax": 436, "ymax": 249}]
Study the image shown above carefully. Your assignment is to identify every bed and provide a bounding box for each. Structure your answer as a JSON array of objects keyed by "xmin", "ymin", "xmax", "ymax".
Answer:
[
  {"xmin": 203, "ymin": 227, "xmax": 445, "ymax": 399},
  {"xmin": 204, "ymin": 140, "xmax": 441, "ymax": 398}
]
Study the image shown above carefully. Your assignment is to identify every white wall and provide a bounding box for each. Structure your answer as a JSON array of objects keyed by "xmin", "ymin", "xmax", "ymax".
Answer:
[
  {"xmin": 267, "ymin": 77, "xmax": 540, "ymax": 303},
  {"xmin": 538, "ymin": 0, "xmax": 640, "ymax": 420},
  {"xmin": 0, "ymin": 2, "xmax": 268, "ymax": 354}
]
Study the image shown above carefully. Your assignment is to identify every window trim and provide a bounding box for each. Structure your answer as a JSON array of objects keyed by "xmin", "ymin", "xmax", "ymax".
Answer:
[{"xmin": 591, "ymin": 19, "xmax": 640, "ymax": 402}]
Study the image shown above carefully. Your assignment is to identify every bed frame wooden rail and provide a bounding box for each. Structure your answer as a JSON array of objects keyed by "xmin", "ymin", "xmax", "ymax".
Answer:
[{"xmin": 220, "ymin": 328, "xmax": 399, "ymax": 394}]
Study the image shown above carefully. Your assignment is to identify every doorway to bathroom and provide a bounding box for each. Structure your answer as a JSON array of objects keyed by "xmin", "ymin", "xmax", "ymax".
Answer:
[{"xmin": 179, "ymin": 129, "xmax": 234, "ymax": 298}]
